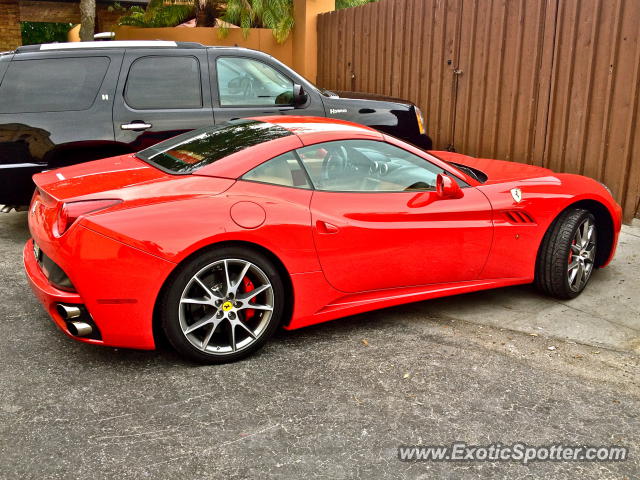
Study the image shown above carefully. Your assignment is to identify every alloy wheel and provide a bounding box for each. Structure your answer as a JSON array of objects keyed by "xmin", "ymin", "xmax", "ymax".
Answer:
[
  {"xmin": 178, "ymin": 258, "xmax": 274, "ymax": 355},
  {"xmin": 567, "ymin": 217, "xmax": 597, "ymax": 292}
]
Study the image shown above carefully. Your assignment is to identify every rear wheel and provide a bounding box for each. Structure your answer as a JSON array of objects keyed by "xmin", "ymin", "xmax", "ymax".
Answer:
[
  {"xmin": 160, "ymin": 247, "xmax": 285, "ymax": 363},
  {"xmin": 535, "ymin": 208, "xmax": 597, "ymax": 299}
]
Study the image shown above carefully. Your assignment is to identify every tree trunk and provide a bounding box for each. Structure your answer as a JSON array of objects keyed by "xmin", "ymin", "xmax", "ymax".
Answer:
[
  {"xmin": 79, "ymin": 0, "xmax": 96, "ymax": 42},
  {"xmin": 196, "ymin": 0, "xmax": 225, "ymax": 27}
]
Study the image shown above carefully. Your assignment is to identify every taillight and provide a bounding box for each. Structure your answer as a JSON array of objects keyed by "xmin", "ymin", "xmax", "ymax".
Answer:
[{"xmin": 56, "ymin": 199, "xmax": 122, "ymax": 236}]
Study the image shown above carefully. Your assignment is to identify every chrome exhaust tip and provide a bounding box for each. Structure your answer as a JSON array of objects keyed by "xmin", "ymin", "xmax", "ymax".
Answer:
[
  {"xmin": 67, "ymin": 321, "xmax": 93, "ymax": 337},
  {"xmin": 56, "ymin": 304, "xmax": 100, "ymax": 339},
  {"xmin": 56, "ymin": 304, "xmax": 81, "ymax": 320}
]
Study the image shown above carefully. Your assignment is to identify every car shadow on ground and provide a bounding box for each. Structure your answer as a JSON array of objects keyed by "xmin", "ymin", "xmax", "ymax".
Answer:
[{"xmin": 63, "ymin": 284, "xmax": 534, "ymax": 369}]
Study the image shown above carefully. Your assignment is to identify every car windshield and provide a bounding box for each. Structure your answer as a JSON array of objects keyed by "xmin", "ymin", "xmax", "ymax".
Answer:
[{"xmin": 136, "ymin": 120, "xmax": 293, "ymax": 174}]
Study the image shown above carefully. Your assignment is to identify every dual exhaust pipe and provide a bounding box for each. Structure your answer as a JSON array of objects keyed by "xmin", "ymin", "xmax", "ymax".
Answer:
[{"xmin": 56, "ymin": 304, "xmax": 93, "ymax": 337}]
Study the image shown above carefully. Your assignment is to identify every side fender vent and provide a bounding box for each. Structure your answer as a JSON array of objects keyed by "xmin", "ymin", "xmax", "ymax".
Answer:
[{"xmin": 504, "ymin": 210, "xmax": 535, "ymax": 224}]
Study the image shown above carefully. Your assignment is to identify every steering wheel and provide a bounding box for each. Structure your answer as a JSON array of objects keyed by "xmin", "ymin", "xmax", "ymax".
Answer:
[
  {"xmin": 322, "ymin": 147, "xmax": 348, "ymax": 182},
  {"xmin": 239, "ymin": 75, "xmax": 255, "ymax": 99}
]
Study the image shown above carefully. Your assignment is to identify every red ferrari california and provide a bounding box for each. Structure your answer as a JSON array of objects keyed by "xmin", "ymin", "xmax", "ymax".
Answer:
[{"xmin": 24, "ymin": 117, "xmax": 622, "ymax": 363}]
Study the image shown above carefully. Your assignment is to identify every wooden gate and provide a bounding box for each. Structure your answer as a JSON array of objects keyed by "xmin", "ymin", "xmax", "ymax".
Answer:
[{"xmin": 317, "ymin": 0, "xmax": 640, "ymax": 222}]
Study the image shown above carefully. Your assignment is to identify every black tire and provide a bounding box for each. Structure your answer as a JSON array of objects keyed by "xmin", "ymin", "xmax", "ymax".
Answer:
[
  {"xmin": 159, "ymin": 247, "xmax": 285, "ymax": 364},
  {"xmin": 535, "ymin": 208, "xmax": 597, "ymax": 299}
]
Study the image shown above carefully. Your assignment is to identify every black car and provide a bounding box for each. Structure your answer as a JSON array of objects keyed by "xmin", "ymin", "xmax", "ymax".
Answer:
[{"xmin": 0, "ymin": 40, "xmax": 432, "ymax": 208}]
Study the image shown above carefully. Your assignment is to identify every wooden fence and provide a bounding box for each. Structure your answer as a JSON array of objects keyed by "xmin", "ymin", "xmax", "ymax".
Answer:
[{"xmin": 317, "ymin": 0, "xmax": 640, "ymax": 222}]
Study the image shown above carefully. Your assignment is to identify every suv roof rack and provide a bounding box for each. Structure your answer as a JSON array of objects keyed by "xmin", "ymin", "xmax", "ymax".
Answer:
[{"xmin": 15, "ymin": 41, "xmax": 205, "ymax": 53}]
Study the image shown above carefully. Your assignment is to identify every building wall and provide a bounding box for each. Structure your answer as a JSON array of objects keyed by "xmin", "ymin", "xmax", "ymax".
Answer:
[
  {"xmin": 0, "ymin": 0, "xmax": 22, "ymax": 51},
  {"xmin": 19, "ymin": 0, "xmax": 80, "ymax": 23},
  {"xmin": 96, "ymin": 7, "xmax": 121, "ymax": 32},
  {"xmin": 0, "ymin": 1, "xmax": 125, "ymax": 50}
]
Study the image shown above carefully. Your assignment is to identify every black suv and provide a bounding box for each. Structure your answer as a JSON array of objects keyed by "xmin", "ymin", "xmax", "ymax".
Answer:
[{"xmin": 0, "ymin": 41, "xmax": 432, "ymax": 207}]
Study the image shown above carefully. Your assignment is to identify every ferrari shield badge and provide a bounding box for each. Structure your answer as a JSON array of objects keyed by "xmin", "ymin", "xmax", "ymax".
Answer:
[{"xmin": 510, "ymin": 188, "xmax": 523, "ymax": 203}]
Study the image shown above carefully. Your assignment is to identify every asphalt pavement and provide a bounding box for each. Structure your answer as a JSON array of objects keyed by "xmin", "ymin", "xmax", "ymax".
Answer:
[{"xmin": 0, "ymin": 211, "xmax": 638, "ymax": 479}]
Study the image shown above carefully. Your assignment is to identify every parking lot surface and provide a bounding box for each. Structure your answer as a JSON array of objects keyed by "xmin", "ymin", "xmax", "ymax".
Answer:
[{"xmin": 1, "ymin": 212, "xmax": 638, "ymax": 479}]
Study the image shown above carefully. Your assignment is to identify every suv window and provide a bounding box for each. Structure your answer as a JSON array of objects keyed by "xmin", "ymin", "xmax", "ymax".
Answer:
[
  {"xmin": 0, "ymin": 57, "xmax": 109, "ymax": 113},
  {"xmin": 297, "ymin": 140, "xmax": 452, "ymax": 192},
  {"xmin": 242, "ymin": 152, "xmax": 311, "ymax": 189},
  {"xmin": 125, "ymin": 56, "xmax": 202, "ymax": 110},
  {"xmin": 216, "ymin": 57, "xmax": 293, "ymax": 106}
]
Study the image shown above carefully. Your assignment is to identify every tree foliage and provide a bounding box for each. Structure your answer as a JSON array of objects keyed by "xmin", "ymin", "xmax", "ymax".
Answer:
[
  {"xmin": 115, "ymin": 0, "xmax": 378, "ymax": 44},
  {"xmin": 116, "ymin": 0, "xmax": 195, "ymax": 28},
  {"xmin": 220, "ymin": 0, "xmax": 294, "ymax": 44},
  {"xmin": 20, "ymin": 22, "xmax": 73, "ymax": 45},
  {"xmin": 336, "ymin": 0, "xmax": 377, "ymax": 9}
]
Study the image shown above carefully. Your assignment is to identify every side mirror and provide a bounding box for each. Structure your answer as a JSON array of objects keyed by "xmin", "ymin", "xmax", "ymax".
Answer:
[
  {"xmin": 436, "ymin": 173, "xmax": 464, "ymax": 199},
  {"xmin": 293, "ymin": 84, "xmax": 308, "ymax": 107}
]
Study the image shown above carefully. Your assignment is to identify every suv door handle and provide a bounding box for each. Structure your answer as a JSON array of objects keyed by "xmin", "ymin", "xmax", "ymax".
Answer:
[
  {"xmin": 121, "ymin": 122, "xmax": 152, "ymax": 131},
  {"xmin": 317, "ymin": 220, "xmax": 339, "ymax": 234}
]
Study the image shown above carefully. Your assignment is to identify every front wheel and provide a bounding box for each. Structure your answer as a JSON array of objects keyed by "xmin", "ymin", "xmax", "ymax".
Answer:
[
  {"xmin": 159, "ymin": 247, "xmax": 285, "ymax": 363},
  {"xmin": 535, "ymin": 208, "xmax": 597, "ymax": 299}
]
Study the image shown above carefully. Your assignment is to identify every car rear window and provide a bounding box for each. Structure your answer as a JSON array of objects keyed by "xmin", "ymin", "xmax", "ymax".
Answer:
[
  {"xmin": 136, "ymin": 120, "xmax": 293, "ymax": 174},
  {"xmin": 0, "ymin": 56, "xmax": 110, "ymax": 113}
]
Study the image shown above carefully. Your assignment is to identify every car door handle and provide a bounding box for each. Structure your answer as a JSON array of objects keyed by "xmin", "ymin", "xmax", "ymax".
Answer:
[
  {"xmin": 121, "ymin": 122, "xmax": 152, "ymax": 131},
  {"xmin": 317, "ymin": 220, "xmax": 339, "ymax": 234}
]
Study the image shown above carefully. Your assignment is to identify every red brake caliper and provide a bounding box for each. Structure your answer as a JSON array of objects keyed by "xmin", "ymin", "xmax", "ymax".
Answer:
[
  {"xmin": 240, "ymin": 276, "xmax": 256, "ymax": 321},
  {"xmin": 569, "ymin": 239, "xmax": 576, "ymax": 264}
]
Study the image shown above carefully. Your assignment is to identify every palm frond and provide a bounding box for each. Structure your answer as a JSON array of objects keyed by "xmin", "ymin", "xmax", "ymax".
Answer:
[
  {"xmin": 220, "ymin": 0, "xmax": 297, "ymax": 43},
  {"xmin": 117, "ymin": 1, "xmax": 194, "ymax": 27}
]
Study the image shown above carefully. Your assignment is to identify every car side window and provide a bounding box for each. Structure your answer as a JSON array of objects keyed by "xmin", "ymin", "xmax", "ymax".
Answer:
[
  {"xmin": 0, "ymin": 57, "xmax": 110, "ymax": 113},
  {"xmin": 242, "ymin": 152, "xmax": 311, "ymax": 189},
  {"xmin": 296, "ymin": 140, "xmax": 449, "ymax": 192},
  {"xmin": 125, "ymin": 56, "xmax": 202, "ymax": 110},
  {"xmin": 216, "ymin": 57, "xmax": 294, "ymax": 107}
]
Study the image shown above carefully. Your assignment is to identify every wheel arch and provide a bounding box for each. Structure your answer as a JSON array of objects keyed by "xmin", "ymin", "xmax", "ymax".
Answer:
[
  {"xmin": 152, "ymin": 239, "xmax": 295, "ymax": 348},
  {"xmin": 540, "ymin": 198, "xmax": 615, "ymax": 268}
]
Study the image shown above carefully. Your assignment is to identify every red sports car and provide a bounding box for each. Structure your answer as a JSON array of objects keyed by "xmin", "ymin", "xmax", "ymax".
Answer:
[{"xmin": 24, "ymin": 117, "xmax": 622, "ymax": 363}]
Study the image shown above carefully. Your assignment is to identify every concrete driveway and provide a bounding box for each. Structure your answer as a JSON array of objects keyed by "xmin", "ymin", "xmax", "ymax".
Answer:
[
  {"xmin": 421, "ymin": 221, "xmax": 640, "ymax": 354},
  {"xmin": 0, "ymin": 212, "xmax": 638, "ymax": 479}
]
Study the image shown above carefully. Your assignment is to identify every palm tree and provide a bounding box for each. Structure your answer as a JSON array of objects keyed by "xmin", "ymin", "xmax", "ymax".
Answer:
[
  {"xmin": 79, "ymin": 0, "xmax": 95, "ymax": 41},
  {"xmin": 196, "ymin": 0, "xmax": 225, "ymax": 27},
  {"xmin": 117, "ymin": 0, "xmax": 194, "ymax": 28},
  {"xmin": 117, "ymin": 0, "xmax": 224, "ymax": 28},
  {"xmin": 220, "ymin": 0, "xmax": 294, "ymax": 43},
  {"xmin": 117, "ymin": 0, "xmax": 376, "ymax": 43}
]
